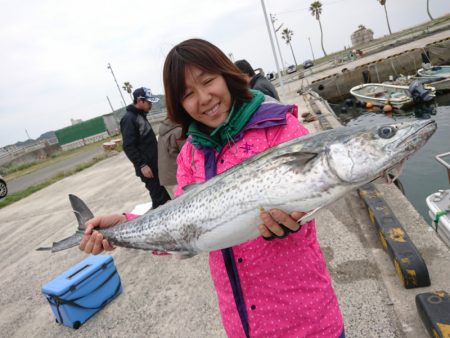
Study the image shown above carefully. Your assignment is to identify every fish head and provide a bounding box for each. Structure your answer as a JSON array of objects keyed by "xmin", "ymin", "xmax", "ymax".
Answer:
[{"xmin": 326, "ymin": 119, "xmax": 437, "ymax": 184}]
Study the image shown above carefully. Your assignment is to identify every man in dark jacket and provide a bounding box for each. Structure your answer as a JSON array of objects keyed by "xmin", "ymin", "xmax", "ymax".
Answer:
[
  {"xmin": 120, "ymin": 87, "xmax": 171, "ymax": 209},
  {"xmin": 234, "ymin": 59, "xmax": 280, "ymax": 101}
]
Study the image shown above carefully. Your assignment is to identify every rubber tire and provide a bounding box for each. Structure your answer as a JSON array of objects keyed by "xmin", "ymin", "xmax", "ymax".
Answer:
[
  {"xmin": 0, "ymin": 180, "xmax": 7, "ymax": 199},
  {"xmin": 73, "ymin": 321, "xmax": 81, "ymax": 330}
]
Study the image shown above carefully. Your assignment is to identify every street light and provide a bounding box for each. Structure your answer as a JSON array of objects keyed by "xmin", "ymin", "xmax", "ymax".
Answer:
[
  {"xmin": 107, "ymin": 63, "xmax": 127, "ymax": 107},
  {"xmin": 270, "ymin": 14, "xmax": 286, "ymax": 70},
  {"xmin": 308, "ymin": 37, "xmax": 316, "ymax": 61},
  {"xmin": 260, "ymin": 0, "xmax": 285, "ymax": 95}
]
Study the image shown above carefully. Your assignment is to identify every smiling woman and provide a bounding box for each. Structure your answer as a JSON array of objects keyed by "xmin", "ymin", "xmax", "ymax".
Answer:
[{"xmin": 159, "ymin": 38, "xmax": 345, "ymax": 338}]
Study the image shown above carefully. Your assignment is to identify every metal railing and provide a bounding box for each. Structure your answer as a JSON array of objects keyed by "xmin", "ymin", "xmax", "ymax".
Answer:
[{"xmin": 435, "ymin": 152, "xmax": 450, "ymax": 183}]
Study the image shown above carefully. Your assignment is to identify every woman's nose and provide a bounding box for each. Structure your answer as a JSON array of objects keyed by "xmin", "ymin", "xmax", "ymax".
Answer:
[{"xmin": 197, "ymin": 88, "xmax": 211, "ymax": 104}]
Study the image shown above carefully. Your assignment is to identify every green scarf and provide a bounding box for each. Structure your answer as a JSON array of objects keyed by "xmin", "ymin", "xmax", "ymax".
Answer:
[{"xmin": 187, "ymin": 90, "xmax": 264, "ymax": 152}]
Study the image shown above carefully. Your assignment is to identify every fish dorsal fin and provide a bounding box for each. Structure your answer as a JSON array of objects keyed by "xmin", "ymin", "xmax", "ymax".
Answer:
[
  {"xmin": 182, "ymin": 183, "xmax": 202, "ymax": 192},
  {"xmin": 69, "ymin": 194, "xmax": 94, "ymax": 231}
]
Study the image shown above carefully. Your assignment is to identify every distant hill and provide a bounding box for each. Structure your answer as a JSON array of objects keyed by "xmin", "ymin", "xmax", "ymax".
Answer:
[{"xmin": 12, "ymin": 131, "xmax": 56, "ymax": 148}]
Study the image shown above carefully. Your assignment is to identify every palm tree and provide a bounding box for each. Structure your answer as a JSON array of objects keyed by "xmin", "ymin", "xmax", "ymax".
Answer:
[
  {"xmin": 122, "ymin": 82, "xmax": 134, "ymax": 101},
  {"xmin": 281, "ymin": 28, "xmax": 297, "ymax": 67},
  {"xmin": 377, "ymin": 0, "xmax": 392, "ymax": 35},
  {"xmin": 309, "ymin": 1, "xmax": 327, "ymax": 56},
  {"xmin": 426, "ymin": 0, "xmax": 434, "ymax": 20}
]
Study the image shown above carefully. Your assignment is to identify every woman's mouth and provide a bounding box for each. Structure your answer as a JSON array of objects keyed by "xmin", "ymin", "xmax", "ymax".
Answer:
[{"xmin": 204, "ymin": 104, "xmax": 220, "ymax": 117}]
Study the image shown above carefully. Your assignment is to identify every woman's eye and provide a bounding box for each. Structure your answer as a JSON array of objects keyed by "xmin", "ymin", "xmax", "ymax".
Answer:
[
  {"xmin": 378, "ymin": 126, "xmax": 396, "ymax": 139},
  {"xmin": 204, "ymin": 77, "xmax": 215, "ymax": 85},
  {"xmin": 183, "ymin": 91, "xmax": 193, "ymax": 99}
]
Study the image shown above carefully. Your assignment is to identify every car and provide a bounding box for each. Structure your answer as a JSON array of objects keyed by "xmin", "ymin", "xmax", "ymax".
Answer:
[
  {"xmin": 303, "ymin": 59, "xmax": 314, "ymax": 69},
  {"xmin": 266, "ymin": 72, "xmax": 277, "ymax": 81},
  {"xmin": 286, "ymin": 65, "xmax": 297, "ymax": 74},
  {"xmin": 0, "ymin": 175, "xmax": 7, "ymax": 199}
]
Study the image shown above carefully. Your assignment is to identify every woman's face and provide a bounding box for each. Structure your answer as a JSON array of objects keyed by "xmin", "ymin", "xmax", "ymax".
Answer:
[{"xmin": 181, "ymin": 65, "xmax": 232, "ymax": 129}]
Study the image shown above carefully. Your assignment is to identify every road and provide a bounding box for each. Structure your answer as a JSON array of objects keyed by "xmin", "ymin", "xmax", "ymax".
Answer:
[{"xmin": 7, "ymin": 146, "xmax": 106, "ymax": 194}]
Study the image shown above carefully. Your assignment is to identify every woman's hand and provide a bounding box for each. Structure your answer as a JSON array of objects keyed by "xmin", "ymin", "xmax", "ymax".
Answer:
[
  {"xmin": 259, "ymin": 208, "xmax": 306, "ymax": 240},
  {"xmin": 79, "ymin": 214, "xmax": 126, "ymax": 254}
]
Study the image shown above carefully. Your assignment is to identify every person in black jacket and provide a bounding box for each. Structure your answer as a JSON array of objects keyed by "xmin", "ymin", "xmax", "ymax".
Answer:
[
  {"xmin": 234, "ymin": 59, "xmax": 280, "ymax": 101},
  {"xmin": 120, "ymin": 87, "xmax": 171, "ymax": 209}
]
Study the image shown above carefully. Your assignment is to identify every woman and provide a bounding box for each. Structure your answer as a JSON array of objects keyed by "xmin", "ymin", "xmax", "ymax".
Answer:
[{"xmin": 80, "ymin": 38, "xmax": 344, "ymax": 338}]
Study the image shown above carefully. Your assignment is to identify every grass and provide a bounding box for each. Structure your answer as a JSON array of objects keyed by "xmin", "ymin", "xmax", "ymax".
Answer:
[{"xmin": 0, "ymin": 151, "xmax": 111, "ymax": 209}]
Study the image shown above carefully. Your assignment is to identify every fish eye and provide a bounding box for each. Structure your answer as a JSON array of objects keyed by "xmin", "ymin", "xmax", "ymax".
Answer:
[{"xmin": 378, "ymin": 126, "xmax": 396, "ymax": 139}]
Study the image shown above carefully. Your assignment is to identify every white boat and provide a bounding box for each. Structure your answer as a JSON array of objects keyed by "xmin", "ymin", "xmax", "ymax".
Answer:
[
  {"xmin": 350, "ymin": 80, "xmax": 436, "ymax": 109},
  {"xmin": 425, "ymin": 152, "xmax": 450, "ymax": 249},
  {"xmin": 417, "ymin": 65, "xmax": 450, "ymax": 91},
  {"xmin": 350, "ymin": 83, "xmax": 414, "ymax": 109}
]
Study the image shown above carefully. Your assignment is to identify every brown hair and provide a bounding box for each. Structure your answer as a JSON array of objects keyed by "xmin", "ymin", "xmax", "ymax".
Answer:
[{"xmin": 163, "ymin": 38, "xmax": 252, "ymax": 137}]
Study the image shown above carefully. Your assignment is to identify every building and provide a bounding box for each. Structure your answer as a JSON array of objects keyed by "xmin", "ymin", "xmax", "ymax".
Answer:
[{"xmin": 351, "ymin": 25, "xmax": 374, "ymax": 46}]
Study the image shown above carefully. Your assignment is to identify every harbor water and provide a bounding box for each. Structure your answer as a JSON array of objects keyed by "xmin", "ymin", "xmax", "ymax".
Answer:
[{"xmin": 332, "ymin": 92, "xmax": 450, "ymax": 224}]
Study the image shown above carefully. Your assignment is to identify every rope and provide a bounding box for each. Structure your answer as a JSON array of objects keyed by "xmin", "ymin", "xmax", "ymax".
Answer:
[{"xmin": 433, "ymin": 209, "xmax": 449, "ymax": 231}]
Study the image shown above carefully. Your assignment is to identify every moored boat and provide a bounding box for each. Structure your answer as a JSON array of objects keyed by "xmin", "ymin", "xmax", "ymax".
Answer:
[
  {"xmin": 425, "ymin": 152, "xmax": 450, "ymax": 249},
  {"xmin": 417, "ymin": 65, "xmax": 450, "ymax": 91},
  {"xmin": 350, "ymin": 83, "xmax": 413, "ymax": 109},
  {"xmin": 350, "ymin": 83, "xmax": 412, "ymax": 109},
  {"xmin": 417, "ymin": 65, "xmax": 450, "ymax": 78},
  {"xmin": 350, "ymin": 80, "xmax": 436, "ymax": 109}
]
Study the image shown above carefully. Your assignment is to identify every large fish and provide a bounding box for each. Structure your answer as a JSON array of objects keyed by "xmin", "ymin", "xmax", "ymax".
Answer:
[{"xmin": 50, "ymin": 119, "xmax": 436, "ymax": 256}]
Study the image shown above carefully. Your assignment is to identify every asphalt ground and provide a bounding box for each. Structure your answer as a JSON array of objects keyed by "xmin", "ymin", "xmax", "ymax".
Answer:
[{"xmin": 6, "ymin": 146, "xmax": 106, "ymax": 194}]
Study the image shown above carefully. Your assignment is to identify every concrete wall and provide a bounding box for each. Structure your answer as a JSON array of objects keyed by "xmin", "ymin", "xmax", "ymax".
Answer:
[{"xmin": 311, "ymin": 38, "xmax": 450, "ymax": 102}]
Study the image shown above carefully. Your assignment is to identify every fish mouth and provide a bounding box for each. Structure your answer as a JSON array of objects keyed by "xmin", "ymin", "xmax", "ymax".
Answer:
[{"xmin": 395, "ymin": 120, "xmax": 437, "ymax": 150}]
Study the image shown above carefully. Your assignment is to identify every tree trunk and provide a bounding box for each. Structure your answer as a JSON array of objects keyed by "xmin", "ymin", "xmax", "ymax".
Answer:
[
  {"xmin": 288, "ymin": 42, "xmax": 297, "ymax": 66},
  {"xmin": 426, "ymin": 0, "xmax": 434, "ymax": 20},
  {"xmin": 383, "ymin": 4, "xmax": 392, "ymax": 35},
  {"xmin": 318, "ymin": 19, "xmax": 327, "ymax": 56}
]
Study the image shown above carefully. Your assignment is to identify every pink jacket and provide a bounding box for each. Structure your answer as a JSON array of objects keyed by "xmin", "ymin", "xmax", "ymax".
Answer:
[{"xmin": 175, "ymin": 102, "xmax": 343, "ymax": 337}]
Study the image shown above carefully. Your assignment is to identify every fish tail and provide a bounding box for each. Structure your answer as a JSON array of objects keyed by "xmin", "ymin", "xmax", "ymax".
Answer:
[{"xmin": 39, "ymin": 194, "xmax": 95, "ymax": 252}]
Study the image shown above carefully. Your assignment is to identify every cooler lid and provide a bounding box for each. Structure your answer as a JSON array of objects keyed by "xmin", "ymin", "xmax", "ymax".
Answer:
[{"xmin": 42, "ymin": 255, "xmax": 113, "ymax": 296}]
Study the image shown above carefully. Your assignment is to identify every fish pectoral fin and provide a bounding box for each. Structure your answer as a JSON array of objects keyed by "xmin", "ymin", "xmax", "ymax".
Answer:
[
  {"xmin": 69, "ymin": 194, "xmax": 95, "ymax": 230},
  {"xmin": 297, "ymin": 207, "xmax": 322, "ymax": 225},
  {"xmin": 275, "ymin": 151, "xmax": 318, "ymax": 167}
]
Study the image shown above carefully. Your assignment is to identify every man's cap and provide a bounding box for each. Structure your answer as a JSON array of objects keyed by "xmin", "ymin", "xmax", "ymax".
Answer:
[{"xmin": 133, "ymin": 87, "xmax": 160, "ymax": 103}]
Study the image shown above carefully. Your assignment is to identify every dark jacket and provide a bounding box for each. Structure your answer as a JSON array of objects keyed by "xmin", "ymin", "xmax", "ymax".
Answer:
[
  {"xmin": 250, "ymin": 73, "xmax": 280, "ymax": 101},
  {"xmin": 120, "ymin": 105, "xmax": 158, "ymax": 176},
  {"xmin": 157, "ymin": 119, "xmax": 186, "ymax": 186}
]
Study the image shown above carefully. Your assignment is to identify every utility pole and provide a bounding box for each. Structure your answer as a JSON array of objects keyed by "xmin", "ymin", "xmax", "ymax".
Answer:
[
  {"xmin": 260, "ymin": 0, "xmax": 285, "ymax": 95},
  {"xmin": 270, "ymin": 14, "xmax": 286, "ymax": 70},
  {"xmin": 308, "ymin": 37, "xmax": 316, "ymax": 61},
  {"xmin": 107, "ymin": 63, "xmax": 127, "ymax": 107},
  {"xmin": 106, "ymin": 96, "xmax": 115, "ymax": 113}
]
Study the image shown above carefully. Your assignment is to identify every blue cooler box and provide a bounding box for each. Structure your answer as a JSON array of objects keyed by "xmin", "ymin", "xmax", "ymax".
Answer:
[{"xmin": 42, "ymin": 255, "xmax": 122, "ymax": 329}]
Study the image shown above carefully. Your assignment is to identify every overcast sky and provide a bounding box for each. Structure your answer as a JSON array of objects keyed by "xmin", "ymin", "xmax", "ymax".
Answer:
[{"xmin": 0, "ymin": 0, "xmax": 448, "ymax": 147}]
